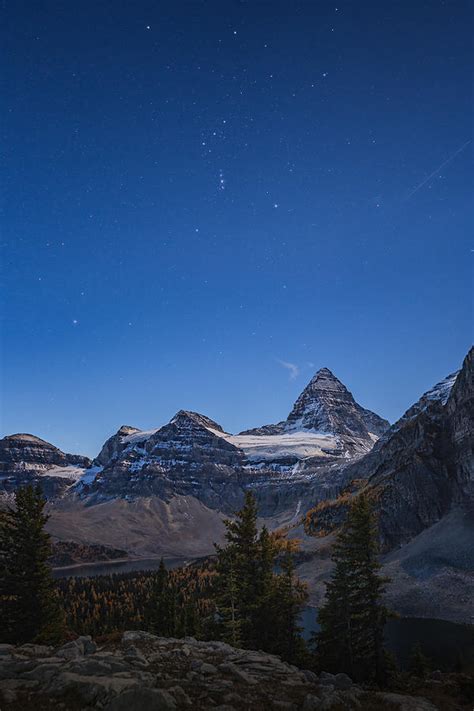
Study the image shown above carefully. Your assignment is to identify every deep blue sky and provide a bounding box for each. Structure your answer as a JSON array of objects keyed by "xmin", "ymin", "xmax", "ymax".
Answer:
[{"xmin": 2, "ymin": 1, "xmax": 472, "ymax": 457}]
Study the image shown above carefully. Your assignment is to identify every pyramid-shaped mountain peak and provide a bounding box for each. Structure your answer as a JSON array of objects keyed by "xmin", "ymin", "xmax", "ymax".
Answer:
[
  {"xmin": 308, "ymin": 367, "xmax": 348, "ymax": 392},
  {"xmin": 285, "ymin": 367, "xmax": 388, "ymax": 437}
]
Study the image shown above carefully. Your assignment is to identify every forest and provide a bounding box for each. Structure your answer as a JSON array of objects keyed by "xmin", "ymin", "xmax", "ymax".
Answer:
[{"xmin": 1, "ymin": 484, "xmax": 473, "ymax": 705}]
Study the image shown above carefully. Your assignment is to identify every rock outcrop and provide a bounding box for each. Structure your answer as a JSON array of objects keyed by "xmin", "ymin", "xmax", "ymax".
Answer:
[
  {"xmin": 0, "ymin": 632, "xmax": 438, "ymax": 710},
  {"xmin": 95, "ymin": 426, "xmax": 143, "ymax": 467}
]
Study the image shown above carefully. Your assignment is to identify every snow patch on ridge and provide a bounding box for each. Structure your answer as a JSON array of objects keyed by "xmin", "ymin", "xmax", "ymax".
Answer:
[
  {"xmin": 121, "ymin": 428, "xmax": 161, "ymax": 444},
  {"xmin": 423, "ymin": 371, "xmax": 458, "ymax": 406},
  {"xmin": 45, "ymin": 465, "xmax": 87, "ymax": 480}
]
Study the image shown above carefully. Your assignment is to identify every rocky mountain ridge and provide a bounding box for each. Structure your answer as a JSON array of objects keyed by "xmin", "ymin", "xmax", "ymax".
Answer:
[
  {"xmin": 0, "ymin": 368, "xmax": 388, "ymax": 517},
  {"xmin": 0, "ymin": 434, "xmax": 91, "ymax": 499}
]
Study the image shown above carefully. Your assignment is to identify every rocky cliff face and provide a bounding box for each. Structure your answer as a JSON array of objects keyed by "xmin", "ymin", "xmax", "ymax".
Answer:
[
  {"xmin": 305, "ymin": 348, "xmax": 473, "ymax": 551},
  {"xmin": 95, "ymin": 426, "xmax": 143, "ymax": 467},
  {"xmin": 0, "ymin": 434, "xmax": 91, "ymax": 499},
  {"xmin": 86, "ymin": 411, "xmax": 247, "ymax": 512},
  {"xmin": 445, "ymin": 348, "xmax": 473, "ymax": 497}
]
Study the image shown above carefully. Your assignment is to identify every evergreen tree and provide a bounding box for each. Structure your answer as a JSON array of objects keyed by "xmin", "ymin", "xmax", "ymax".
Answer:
[
  {"xmin": 214, "ymin": 546, "xmax": 242, "ymax": 646},
  {"xmin": 252, "ymin": 526, "xmax": 278, "ymax": 650},
  {"xmin": 218, "ymin": 491, "xmax": 259, "ymax": 645},
  {"xmin": 316, "ymin": 493, "xmax": 391, "ymax": 684},
  {"xmin": 273, "ymin": 549, "xmax": 308, "ymax": 664},
  {"xmin": 408, "ymin": 642, "xmax": 431, "ymax": 678},
  {"xmin": 0, "ymin": 485, "xmax": 65, "ymax": 645},
  {"xmin": 147, "ymin": 558, "xmax": 176, "ymax": 636},
  {"xmin": 214, "ymin": 491, "xmax": 308, "ymax": 663}
]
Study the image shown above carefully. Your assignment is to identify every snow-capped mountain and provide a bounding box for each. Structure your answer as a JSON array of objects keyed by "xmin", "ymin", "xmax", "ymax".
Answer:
[
  {"xmin": 0, "ymin": 434, "xmax": 91, "ymax": 499},
  {"xmin": 284, "ymin": 367, "xmax": 387, "ymax": 437},
  {"xmin": 74, "ymin": 368, "xmax": 389, "ymax": 506},
  {"xmin": 89, "ymin": 367, "xmax": 389, "ymax": 484},
  {"xmin": 240, "ymin": 367, "xmax": 388, "ymax": 449},
  {"xmin": 0, "ymin": 366, "xmax": 389, "ymax": 521}
]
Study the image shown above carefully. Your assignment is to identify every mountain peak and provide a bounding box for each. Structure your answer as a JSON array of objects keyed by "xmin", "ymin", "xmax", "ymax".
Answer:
[
  {"xmin": 285, "ymin": 368, "xmax": 388, "ymax": 438},
  {"xmin": 2, "ymin": 433, "xmax": 54, "ymax": 446},
  {"xmin": 117, "ymin": 425, "xmax": 141, "ymax": 437},
  {"xmin": 308, "ymin": 367, "xmax": 348, "ymax": 392},
  {"xmin": 170, "ymin": 410, "xmax": 225, "ymax": 433},
  {"xmin": 314, "ymin": 367, "xmax": 335, "ymax": 376}
]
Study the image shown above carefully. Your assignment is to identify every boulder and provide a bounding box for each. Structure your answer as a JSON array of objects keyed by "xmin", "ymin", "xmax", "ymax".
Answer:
[
  {"xmin": 56, "ymin": 640, "xmax": 83, "ymax": 660},
  {"xmin": 199, "ymin": 662, "xmax": 218, "ymax": 675},
  {"xmin": 319, "ymin": 671, "xmax": 336, "ymax": 684},
  {"xmin": 302, "ymin": 669, "xmax": 319, "ymax": 684},
  {"xmin": 333, "ymin": 672, "xmax": 353, "ymax": 690}
]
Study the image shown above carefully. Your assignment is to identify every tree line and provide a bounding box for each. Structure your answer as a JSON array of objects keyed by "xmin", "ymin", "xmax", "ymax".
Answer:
[{"xmin": 0, "ymin": 484, "xmax": 425, "ymax": 684}]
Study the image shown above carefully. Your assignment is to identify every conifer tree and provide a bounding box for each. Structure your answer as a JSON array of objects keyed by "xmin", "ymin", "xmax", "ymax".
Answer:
[
  {"xmin": 218, "ymin": 490, "xmax": 259, "ymax": 645},
  {"xmin": 408, "ymin": 642, "xmax": 431, "ymax": 678},
  {"xmin": 252, "ymin": 526, "xmax": 278, "ymax": 650},
  {"xmin": 214, "ymin": 491, "xmax": 308, "ymax": 662},
  {"xmin": 0, "ymin": 485, "xmax": 65, "ymax": 645},
  {"xmin": 273, "ymin": 549, "xmax": 308, "ymax": 663},
  {"xmin": 214, "ymin": 547, "xmax": 242, "ymax": 646},
  {"xmin": 316, "ymin": 493, "xmax": 391, "ymax": 684},
  {"xmin": 147, "ymin": 558, "xmax": 176, "ymax": 636}
]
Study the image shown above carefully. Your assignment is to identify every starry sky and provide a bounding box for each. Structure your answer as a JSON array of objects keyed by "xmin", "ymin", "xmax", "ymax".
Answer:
[{"xmin": 2, "ymin": 1, "xmax": 472, "ymax": 457}]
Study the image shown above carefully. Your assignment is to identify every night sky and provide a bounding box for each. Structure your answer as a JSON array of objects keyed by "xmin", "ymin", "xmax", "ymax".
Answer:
[{"xmin": 2, "ymin": 1, "xmax": 472, "ymax": 457}]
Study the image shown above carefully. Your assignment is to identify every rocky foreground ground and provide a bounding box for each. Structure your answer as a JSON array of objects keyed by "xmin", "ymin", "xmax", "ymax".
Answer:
[{"xmin": 0, "ymin": 631, "xmax": 449, "ymax": 710}]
